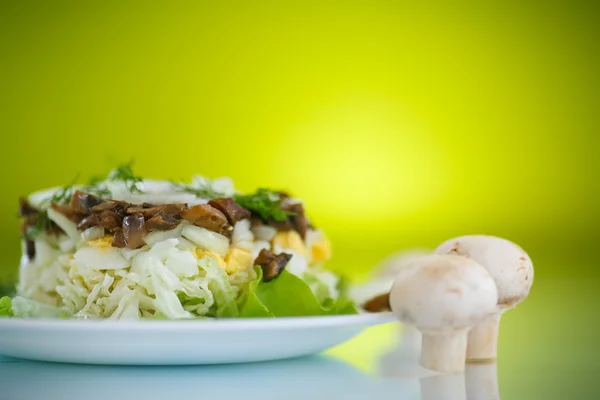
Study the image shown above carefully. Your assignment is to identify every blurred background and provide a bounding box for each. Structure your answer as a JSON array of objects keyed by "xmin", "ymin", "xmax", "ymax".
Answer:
[{"xmin": 1, "ymin": 1, "xmax": 598, "ymax": 398}]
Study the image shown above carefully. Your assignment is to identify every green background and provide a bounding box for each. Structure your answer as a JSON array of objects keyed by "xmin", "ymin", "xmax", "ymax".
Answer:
[{"xmin": 1, "ymin": 1, "xmax": 598, "ymax": 398}]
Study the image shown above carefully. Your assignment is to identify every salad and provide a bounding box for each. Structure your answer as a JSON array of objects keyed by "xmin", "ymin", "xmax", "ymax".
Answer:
[{"xmin": 0, "ymin": 163, "xmax": 356, "ymax": 320}]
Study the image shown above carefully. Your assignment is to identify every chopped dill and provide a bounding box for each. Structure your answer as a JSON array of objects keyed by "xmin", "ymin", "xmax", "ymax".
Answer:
[
  {"xmin": 39, "ymin": 175, "xmax": 79, "ymax": 207},
  {"xmin": 170, "ymin": 180, "xmax": 225, "ymax": 199},
  {"xmin": 82, "ymin": 175, "xmax": 111, "ymax": 198},
  {"xmin": 108, "ymin": 160, "xmax": 143, "ymax": 193}
]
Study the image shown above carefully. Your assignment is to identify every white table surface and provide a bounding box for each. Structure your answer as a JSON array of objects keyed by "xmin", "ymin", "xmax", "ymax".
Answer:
[{"xmin": 0, "ymin": 322, "xmax": 507, "ymax": 400}]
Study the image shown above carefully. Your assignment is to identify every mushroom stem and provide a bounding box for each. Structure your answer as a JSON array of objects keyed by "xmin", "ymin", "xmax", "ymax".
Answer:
[
  {"xmin": 466, "ymin": 312, "xmax": 502, "ymax": 362},
  {"xmin": 420, "ymin": 330, "xmax": 468, "ymax": 373}
]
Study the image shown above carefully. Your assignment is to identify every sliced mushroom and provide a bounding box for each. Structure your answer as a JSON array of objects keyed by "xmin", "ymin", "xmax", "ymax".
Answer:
[
  {"xmin": 127, "ymin": 203, "xmax": 186, "ymax": 219},
  {"xmin": 288, "ymin": 203, "xmax": 308, "ymax": 239},
  {"xmin": 146, "ymin": 213, "xmax": 180, "ymax": 231},
  {"xmin": 98, "ymin": 209, "xmax": 123, "ymax": 232},
  {"xmin": 18, "ymin": 197, "xmax": 37, "ymax": 217},
  {"xmin": 21, "ymin": 185, "xmax": 315, "ymax": 252},
  {"xmin": 20, "ymin": 217, "xmax": 31, "ymax": 237},
  {"xmin": 208, "ymin": 198, "xmax": 251, "ymax": 224},
  {"xmin": 77, "ymin": 213, "xmax": 101, "ymax": 230},
  {"xmin": 122, "ymin": 213, "xmax": 147, "ymax": 249},
  {"xmin": 112, "ymin": 231, "xmax": 127, "ymax": 248},
  {"xmin": 90, "ymin": 201, "xmax": 116, "ymax": 213},
  {"xmin": 264, "ymin": 253, "xmax": 293, "ymax": 282},
  {"xmin": 254, "ymin": 248, "xmax": 293, "ymax": 282},
  {"xmin": 254, "ymin": 248, "xmax": 277, "ymax": 265},
  {"xmin": 220, "ymin": 224, "xmax": 234, "ymax": 239},
  {"xmin": 25, "ymin": 239, "xmax": 35, "ymax": 259},
  {"xmin": 270, "ymin": 219, "xmax": 294, "ymax": 231},
  {"xmin": 69, "ymin": 190, "xmax": 104, "ymax": 214},
  {"xmin": 363, "ymin": 293, "xmax": 391, "ymax": 312},
  {"xmin": 181, "ymin": 204, "xmax": 229, "ymax": 233},
  {"xmin": 113, "ymin": 201, "xmax": 131, "ymax": 217},
  {"xmin": 159, "ymin": 203, "xmax": 187, "ymax": 216},
  {"xmin": 50, "ymin": 203, "xmax": 84, "ymax": 223}
]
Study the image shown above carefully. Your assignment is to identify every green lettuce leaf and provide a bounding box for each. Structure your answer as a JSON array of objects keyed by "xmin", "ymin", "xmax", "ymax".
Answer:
[
  {"xmin": 0, "ymin": 296, "xmax": 13, "ymax": 317},
  {"xmin": 11, "ymin": 296, "xmax": 66, "ymax": 318},
  {"xmin": 236, "ymin": 270, "xmax": 274, "ymax": 318},
  {"xmin": 239, "ymin": 267, "xmax": 357, "ymax": 318},
  {"xmin": 302, "ymin": 272, "xmax": 333, "ymax": 304},
  {"xmin": 331, "ymin": 276, "xmax": 357, "ymax": 315}
]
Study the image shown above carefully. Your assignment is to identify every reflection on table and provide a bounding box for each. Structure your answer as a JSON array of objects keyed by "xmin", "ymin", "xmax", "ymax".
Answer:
[
  {"xmin": 0, "ymin": 341, "xmax": 500, "ymax": 400},
  {"xmin": 0, "ymin": 354, "xmax": 413, "ymax": 400}
]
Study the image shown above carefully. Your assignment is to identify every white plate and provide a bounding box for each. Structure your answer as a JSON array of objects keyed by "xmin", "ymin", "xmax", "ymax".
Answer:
[{"xmin": 0, "ymin": 314, "xmax": 395, "ymax": 365}]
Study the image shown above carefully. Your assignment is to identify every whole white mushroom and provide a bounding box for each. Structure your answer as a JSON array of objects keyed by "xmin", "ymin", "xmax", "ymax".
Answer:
[
  {"xmin": 389, "ymin": 255, "xmax": 498, "ymax": 373},
  {"xmin": 435, "ymin": 235, "xmax": 534, "ymax": 362}
]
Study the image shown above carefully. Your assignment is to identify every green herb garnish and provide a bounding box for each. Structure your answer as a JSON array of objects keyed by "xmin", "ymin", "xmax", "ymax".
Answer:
[
  {"xmin": 39, "ymin": 175, "xmax": 79, "ymax": 207},
  {"xmin": 50, "ymin": 184, "xmax": 74, "ymax": 204},
  {"xmin": 233, "ymin": 189, "xmax": 295, "ymax": 222},
  {"xmin": 81, "ymin": 175, "xmax": 111, "ymax": 198},
  {"xmin": 108, "ymin": 160, "xmax": 143, "ymax": 193},
  {"xmin": 88, "ymin": 175, "xmax": 103, "ymax": 186},
  {"xmin": 82, "ymin": 185, "xmax": 111, "ymax": 198},
  {"xmin": 170, "ymin": 180, "xmax": 225, "ymax": 199}
]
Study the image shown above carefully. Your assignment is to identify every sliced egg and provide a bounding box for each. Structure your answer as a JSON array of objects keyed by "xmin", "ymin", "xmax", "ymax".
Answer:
[
  {"xmin": 272, "ymin": 231, "xmax": 306, "ymax": 256},
  {"xmin": 311, "ymin": 236, "xmax": 332, "ymax": 264},
  {"xmin": 86, "ymin": 235, "xmax": 114, "ymax": 248},
  {"xmin": 195, "ymin": 248, "xmax": 227, "ymax": 270},
  {"xmin": 224, "ymin": 247, "xmax": 254, "ymax": 275}
]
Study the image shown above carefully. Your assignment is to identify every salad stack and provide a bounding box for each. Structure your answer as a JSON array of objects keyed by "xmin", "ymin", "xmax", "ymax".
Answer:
[{"xmin": 2, "ymin": 163, "xmax": 355, "ymax": 320}]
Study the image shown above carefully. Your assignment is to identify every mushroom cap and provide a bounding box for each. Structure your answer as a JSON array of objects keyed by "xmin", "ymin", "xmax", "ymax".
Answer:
[
  {"xmin": 389, "ymin": 255, "xmax": 498, "ymax": 331},
  {"xmin": 434, "ymin": 235, "xmax": 533, "ymax": 308}
]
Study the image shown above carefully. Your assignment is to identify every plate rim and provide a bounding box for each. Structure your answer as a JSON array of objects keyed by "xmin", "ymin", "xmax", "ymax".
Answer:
[{"xmin": 0, "ymin": 312, "xmax": 396, "ymax": 332}]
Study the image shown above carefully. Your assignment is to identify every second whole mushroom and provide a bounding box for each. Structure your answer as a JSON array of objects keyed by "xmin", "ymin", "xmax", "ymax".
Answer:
[{"xmin": 435, "ymin": 235, "xmax": 534, "ymax": 362}]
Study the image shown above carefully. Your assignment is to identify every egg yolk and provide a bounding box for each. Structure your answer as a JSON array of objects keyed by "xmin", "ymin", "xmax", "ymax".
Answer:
[
  {"xmin": 272, "ymin": 231, "xmax": 306, "ymax": 255},
  {"xmin": 224, "ymin": 247, "xmax": 254, "ymax": 275},
  {"xmin": 311, "ymin": 236, "xmax": 332, "ymax": 264},
  {"xmin": 195, "ymin": 249, "xmax": 227, "ymax": 270},
  {"xmin": 86, "ymin": 235, "xmax": 114, "ymax": 248}
]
